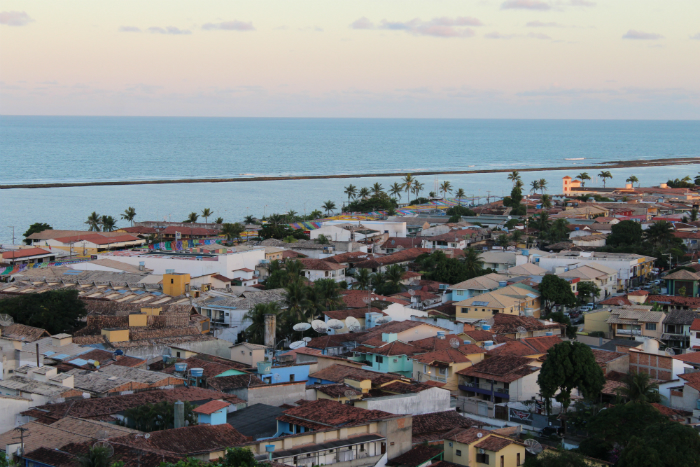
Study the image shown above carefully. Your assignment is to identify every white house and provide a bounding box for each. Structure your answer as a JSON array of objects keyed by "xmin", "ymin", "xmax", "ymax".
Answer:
[{"xmin": 298, "ymin": 258, "xmax": 346, "ymax": 283}]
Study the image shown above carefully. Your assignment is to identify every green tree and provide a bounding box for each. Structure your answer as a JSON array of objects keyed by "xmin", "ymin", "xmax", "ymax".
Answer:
[
  {"xmin": 22, "ymin": 222, "xmax": 52, "ymax": 245},
  {"xmin": 76, "ymin": 445, "xmax": 112, "ymax": 467},
  {"xmin": 463, "ymin": 247, "xmax": 485, "ymax": 277},
  {"xmin": 541, "ymin": 194, "xmax": 552, "ymax": 210},
  {"xmin": 402, "ymin": 174, "xmax": 415, "ymax": 200},
  {"xmin": 615, "ymin": 371, "xmax": 660, "ymax": 403},
  {"xmin": 523, "ymin": 449, "xmax": 590, "ymax": 467},
  {"xmin": 455, "ymin": 188, "xmax": 466, "ymax": 206},
  {"xmin": 243, "ymin": 215, "xmax": 255, "ymax": 225},
  {"xmin": 284, "ymin": 280, "xmax": 310, "ymax": 322},
  {"xmin": 576, "ymin": 172, "xmax": 591, "ymax": 187},
  {"xmin": 85, "ymin": 211, "xmax": 102, "ymax": 231},
  {"xmin": 530, "ymin": 180, "xmax": 540, "ymax": 194},
  {"xmin": 448, "ymin": 215, "xmax": 461, "ymax": 223},
  {"xmin": 538, "ymin": 178, "xmax": 547, "ymax": 194},
  {"xmin": 243, "ymin": 302, "xmax": 281, "ymax": 344},
  {"xmin": 184, "ymin": 212, "xmax": 199, "ymax": 223},
  {"xmin": 538, "ymin": 341, "xmax": 605, "ymax": 416},
  {"xmin": 507, "ymin": 170, "xmax": 521, "ymax": 186},
  {"xmin": 121, "ymin": 207, "xmax": 137, "ymax": 226},
  {"xmin": 577, "ymin": 281, "xmax": 601, "ymax": 304},
  {"xmin": 345, "ymin": 192, "xmax": 398, "ymax": 213},
  {"xmin": 380, "ymin": 264, "xmax": 405, "ymax": 295},
  {"xmin": 221, "ymin": 222, "xmax": 244, "ymax": 244},
  {"xmin": 122, "ymin": 400, "xmax": 196, "ymax": 431},
  {"xmin": 201, "ymin": 208, "xmax": 213, "ymax": 224},
  {"xmin": 446, "ymin": 205, "xmax": 475, "ymax": 217},
  {"xmin": 626, "ymin": 175, "xmax": 639, "ymax": 187},
  {"xmin": 598, "ymin": 170, "xmax": 612, "ymax": 188},
  {"xmin": 358, "ymin": 187, "xmax": 370, "ymax": 199},
  {"xmin": 607, "ymin": 220, "xmax": 643, "ymax": 247},
  {"xmin": 389, "ymin": 182, "xmax": 404, "ymax": 203},
  {"xmin": 549, "ymin": 310, "xmax": 577, "ymax": 339},
  {"xmin": 308, "ymin": 209, "xmax": 323, "ymax": 220},
  {"xmin": 101, "ymin": 215, "xmax": 117, "ymax": 232},
  {"xmin": 322, "ymin": 200, "xmax": 336, "ymax": 216},
  {"xmin": 618, "ymin": 420, "xmax": 700, "ymax": 467},
  {"xmin": 315, "ymin": 278, "xmax": 344, "ymax": 310},
  {"xmin": 691, "ymin": 208, "xmax": 699, "ymax": 222},
  {"xmin": 539, "ymin": 274, "xmax": 576, "ymax": 316},
  {"xmin": 439, "ymin": 180, "xmax": 452, "ymax": 198},
  {"xmin": 354, "ymin": 268, "xmax": 371, "ymax": 290},
  {"xmin": 412, "ymin": 181, "xmax": 425, "ymax": 199},
  {"xmin": 371, "ymin": 182, "xmax": 384, "ymax": 197},
  {"xmin": 0, "ymin": 290, "xmax": 87, "ymax": 334},
  {"xmin": 344, "ymin": 184, "xmax": 357, "ymax": 202},
  {"xmin": 316, "ymin": 234, "xmax": 330, "ymax": 244},
  {"xmin": 215, "ymin": 217, "xmax": 224, "ymax": 224}
]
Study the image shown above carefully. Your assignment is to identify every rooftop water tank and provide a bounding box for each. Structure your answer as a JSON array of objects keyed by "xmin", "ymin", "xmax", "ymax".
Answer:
[
  {"xmin": 437, "ymin": 331, "xmax": 446, "ymax": 339},
  {"xmin": 545, "ymin": 332, "xmax": 553, "ymax": 336},
  {"xmin": 257, "ymin": 361, "xmax": 272, "ymax": 375},
  {"xmin": 482, "ymin": 324, "xmax": 491, "ymax": 331},
  {"xmin": 498, "ymin": 281, "xmax": 507, "ymax": 288},
  {"xmin": 190, "ymin": 368, "xmax": 204, "ymax": 377},
  {"xmin": 521, "ymin": 249, "xmax": 529, "ymax": 256},
  {"xmin": 174, "ymin": 363, "xmax": 187, "ymax": 372}
]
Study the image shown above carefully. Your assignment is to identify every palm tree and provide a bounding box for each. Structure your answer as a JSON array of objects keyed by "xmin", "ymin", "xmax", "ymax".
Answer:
[
  {"xmin": 455, "ymin": 188, "xmax": 466, "ymax": 206},
  {"xmin": 221, "ymin": 222, "xmax": 244, "ymax": 244},
  {"xmin": 101, "ymin": 215, "xmax": 117, "ymax": 232},
  {"xmin": 428, "ymin": 191, "xmax": 436, "ymax": 198},
  {"xmin": 121, "ymin": 207, "xmax": 136, "ymax": 226},
  {"xmin": 243, "ymin": 302, "xmax": 281, "ymax": 344},
  {"xmin": 358, "ymin": 187, "xmax": 370, "ymax": 199},
  {"xmin": 530, "ymin": 180, "xmax": 540, "ymax": 194},
  {"xmin": 316, "ymin": 278, "xmax": 344, "ymax": 310},
  {"xmin": 389, "ymin": 182, "xmax": 404, "ymax": 202},
  {"xmin": 507, "ymin": 171, "xmax": 521, "ymax": 186},
  {"xmin": 76, "ymin": 446, "xmax": 113, "ymax": 467},
  {"xmin": 322, "ymin": 200, "xmax": 336, "ymax": 216},
  {"xmin": 286, "ymin": 210, "xmax": 298, "ymax": 222},
  {"xmin": 85, "ymin": 212, "xmax": 102, "ymax": 232},
  {"xmin": 439, "ymin": 181, "xmax": 452, "ymax": 198},
  {"xmin": 413, "ymin": 181, "xmax": 425, "ymax": 199},
  {"xmin": 244, "ymin": 215, "xmax": 255, "ymax": 225},
  {"xmin": 463, "ymin": 247, "xmax": 484, "ymax": 277},
  {"xmin": 626, "ymin": 175, "xmax": 639, "ymax": 187},
  {"xmin": 214, "ymin": 217, "xmax": 224, "ymax": 224},
  {"xmin": 284, "ymin": 280, "xmax": 310, "ymax": 322},
  {"xmin": 184, "ymin": 212, "xmax": 199, "ymax": 223},
  {"xmin": 402, "ymin": 174, "xmax": 415, "ymax": 201},
  {"xmin": 538, "ymin": 179, "xmax": 548, "ymax": 194},
  {"xmin": 576, "ymin": 172, "xmax": 591, "ymax": 187},
  {"xmin": 615, "ymin": 371, "xmax": 660, "ymax": 403},
  {"xmin": 371, "ymin": 182, "xmax": 384, "ymax": 197},
  {"xmin": 371, "ymin": 271, "xmax": 386, "ymax": 291},
  {"xmin": 385, "ymin": 264, "xmax": 405, "ymax": 292},
  {"xmin": 354, "ymin": 268, "xmax": 371, "ymax": 290},
  {"xmin": 541, "ymin": 194, "xmax": 552, "ymax": 210},
  {"xmin": 599, "ymin": 171, "xmax": 613, "ymax": 188},
  {"xmin": 515, "ymin": 179, "xmax": 524, "ymax": 190},
  {"xmin": 344, "ymin": 184, "xmax": 357, "ymax": 203},
  {"xmin": 308, "ymin": 209, "xmax": 323, "ymax": 220},
  {"xmin": 201, "ymin": 208, "xmax": 213, "ymax": 224}
]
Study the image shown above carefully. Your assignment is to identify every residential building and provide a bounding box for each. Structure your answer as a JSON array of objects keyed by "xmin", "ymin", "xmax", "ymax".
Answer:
[
  {"xmin": 457, "ymin": 355, "xmax": 540, "ymax": 404},
  {"xmin": 583, "ymin": 309, "xmax": 612, "ymax": 336},
  {"xmin": 449, "ymin": 274, "xmax": 504, "ymax": 301},
  {"xmin": 411, "ymin": 410, "xmax": 482, "ymax": 444},
  {"xmin": 443, "ymin": 427, "xmax": 525, "ymax": 467},
  {"xmin": 299, "ymin": 258, "xmax": 346, "ymax": 282},
  {"xmin": 479, "ymin": 251, "xmax": 517, "ymax": 272},
  {"xmin": 323, "ymin": 308, "xmax": 386, "ymax": 334},
  {"xmin": 454, "ymin": 284, "xmax": 541, "ymax": 321},
  {"xmin": 627, "ymin": 339, "xmax": 692, "ymax": 380},
  {"xmin": 353, "ymin": 381, "xmax": 452, "ymax": 416},
  {"xmin": 664, "ymin": 269, "xmax": 700, "ymax": 297},
  {"xmin": 606, "ymin": 307, "xmax": 665, "ymax": 341},
  {"xmin": 556, "ymin": 262, "xmax": 618, "ymax": 298},
  {"xmin": 662, "ymin": 310, "xmax": 698, "ymax": 353},
  {"xmin": 230, "ymin": 342, "xmax": 267, "ymax": 366},
  {"xmin": 412, "ymin": 345, "xmax": 486, "ymax": 392},
  {"xmin": 353, "ymin": 335, "xmax": 418, "ymax": 377},
  {"xmin": 669, "ymin": 372, "xmax": 700, "ymax": 423},
  {"xmin": 1, "ymin": 248, "xmax": 57, "ymax": 266},
  {"xmin": 691, "ymin": 318, "xmax": 700, "ymax": 351},
  {"xmin": 421, "ymin": 229, "xmax": 479, "ymax": 250},
  {"xmin": 387, "ymin": 444, "xmax": 444, "ymax": 467}
]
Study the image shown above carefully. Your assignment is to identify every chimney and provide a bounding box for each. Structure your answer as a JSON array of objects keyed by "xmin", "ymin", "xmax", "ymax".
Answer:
[
  {"xmin": 174, "ymin": 400, "xmax": 185, "ymax": 428},
  {"xmin": 264, "ymin": 314, "xmax": 276, "ymax": 348}
]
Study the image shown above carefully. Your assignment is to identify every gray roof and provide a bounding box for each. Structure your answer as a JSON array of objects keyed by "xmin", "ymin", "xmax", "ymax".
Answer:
[
  {"xmin": 226, "ymin": 403, "xmax": 287, "ymax": 439},
  {"xmin": 663, "ymin": 309, "xmax": 698, "ymax": 326},
  {"xmin": 590, "ymin": 339, "xmax": 642, "ymax": 352}
]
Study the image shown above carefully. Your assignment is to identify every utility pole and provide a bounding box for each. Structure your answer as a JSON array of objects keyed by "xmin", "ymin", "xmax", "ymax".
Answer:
[
  {"xmin": 487, "ymin": 191, "xmax": 491, "ymax": 204},
  {"xmin": 8, "ymin": 226, "xmax": 15, "ymax": 264},
  {"xmin": 14, "ymin": 426, "xmax": 29, "ymax": 456}
]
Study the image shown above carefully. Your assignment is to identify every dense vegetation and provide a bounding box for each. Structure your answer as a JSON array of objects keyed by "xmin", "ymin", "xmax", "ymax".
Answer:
[
  {"xmin": 599, "ymin": 220, "xmax": 686, "ymax": 269},
  {"xmin": 0, "ymin": 289, "xmax": 87, "ymax": 334}
]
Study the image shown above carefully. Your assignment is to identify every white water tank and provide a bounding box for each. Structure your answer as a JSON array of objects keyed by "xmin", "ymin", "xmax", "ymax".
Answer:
[{"xmin": 643, "ymin": 339, "xmax": 659, "ymax": 353}]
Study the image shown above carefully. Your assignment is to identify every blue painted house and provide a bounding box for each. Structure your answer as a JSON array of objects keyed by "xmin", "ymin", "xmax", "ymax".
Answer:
[{"xmin": 193, "ymin": 400, "xmax": 230, "ymax": 426}]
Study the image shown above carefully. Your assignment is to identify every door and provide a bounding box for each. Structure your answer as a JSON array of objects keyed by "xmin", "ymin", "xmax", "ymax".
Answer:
[
  {"xmin": 478, "ymin": 402, "xmax": 489, "ymax": 416},
  {"xmin": 381, "ymin": 443, "xmax": 386, "ymax": 455}
]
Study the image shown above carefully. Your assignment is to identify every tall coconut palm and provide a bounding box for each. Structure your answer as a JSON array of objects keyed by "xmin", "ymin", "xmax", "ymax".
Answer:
[
  {"xmin": 541, "ymin": 194, "xmax": 552, "ymax": 210},
  {"xmin": 243, "ymin": 302, "xmax": 281, "ymax": 344},
  {"xmin": 463, "ymin": 247, "xmax": 484, "ymax": 277},
  {"xmin": 402, "ymin": 174, "xmax": 415, "ymax": 201},
  {"xmin": 244, "ymin": 215, "xmax": 255, "ymax": 225},
  {"xmin": 344, "ymin": 184, "xmax": 357, "ymax": 203},
  {"xmin": 599, "ymin": 171, "xmax": 613, "ymax": 188},
  {"xmin": 615, "ymin": 371, "xmax": 660, "ymax": 403},
  {"xmin": 385, "ymin": 264, "xmax": 405, "ymax": 292},
  {"xmin": 538, "ymin": 179, "xmax": 548, "ymax": 194},
  {"xmin": 576, "ymin": 172, "xmax": 591, "ymax": 187},
  {"xmin": 284, "ymin": 280, "xmax": 310, "ymax": 322},
  {"xmin": 121, "ymin": 207, "xmax": 136, "ymax": 226},
  {"xmin": 371, "ymin": 182, "xmax": 384, "ymax": 197},
  {"xmin": 428, "ymin": 191, "xmax": 436, "ymax": 198},
  {"xmin": 101, "ymin": 215, "xmax": 117, "ymax": 232},
  {"xmin": 413, "ymin": 181, "xmax": 425, "ymax": 199},
  {"xmin": 370, "ymin": 271, "xmax": 386, "ymax": 291},
  {"xmin": 455, "ymin": 188, "xmax": 466, "ymax": 206},
  {"xmin": 221, "ymin": 222, "xmax": 244, "ymax": 244},
  {"xmin": 215, "ymin": 217, "xmax": 224, "ymax": 224},
  {"xmin": 322, "ymin": 200, "xmax": 336, "ymax": 216},
  {"xmin": 530, "ymin": 180, "xmax": 541, "ymax": 194},
  {"xmin": 358, "ymin": 187, "xmax": 370, "ymax": 199},
  {"xmin": 354, "ymin": 268, "xmax": 371, "ymax": 290},
  {"xmin": 184, "ymin": 212, "xmax": 199, "ymax": 223},
  {"xmin": 316, "ymin": 278, "xmax": 344, "ymax": 311},
  {"xmin": 389, "ymin": 182, "xmax": 404, "ymax": 202},
  {"xmin": 439, "ymin": 181, "xmax": 452, "ymax": 198},
  {"xmin": 308, "ymin": 209, "xmax": 323, "ymax": 220},
  {"xmin": 201, "ymin": 208, "xmax": 213, "ymax": 224},
  {"xmin": 286, "ymin": 210, "xmax": 297, "ymax": 222},
  {"xmin": 85, "ymin": 212, "xmax": 102, "ymax": 232},
  {"xmin": 626, "ymin": 175, "xmax": 639, "ymax": 187},
  {"xmin": 507, "ymin": 171, "xmax": 521, "ymax": 186}
]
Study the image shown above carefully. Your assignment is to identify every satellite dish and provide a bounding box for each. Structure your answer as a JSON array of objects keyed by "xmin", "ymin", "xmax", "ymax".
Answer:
[
  {"xmin": 344, "ymin": 390, "xmax": 357, "ymax": 399},
  {"xmin": 449, "ymin": 338, "xmax": 461, "ymax": 349},
  {"xmin": 376, "ymin": 316, "xmax": 392, "ymax": 324},
  {"xmin": 289, "ymin": 341, "xmax": 306, "ymax": 349},
  {"xmin": 144, "ymin": 433, "xmax": 150, "ymax": 439},
  {"xmin": 345, "ymin": 316, "xmax": 360, "ymax": 329},
  {"xmin": 327, "ymin": 319, "xmax": 344, "ymax": 330},
  {"xmin": 96, "ymin": 429, "xmax": 110, "ymax": 440},
  {"xmin": 312, "ymin": 320, "xmax": 329, "ymax": 333},
  {"xmin": 349, "ymin": 324, "xmax": 362, "ymax": 332},
  {"xmin": 492, "ymin": 334, "xmax": 497, "ymax": 341},
  {"xmin": 0, "ymin": 314, "xmax": 14, "ymax": 326},
  {"xmin": 293, "ymin": 323, "xmax": 311, "ymax": 332},
  {"xmin": 274, "ymin": 373, "xmax": 281, "ymax": 381},
  {"xmin": 362, "ymin": 297, "xmax": 371, "ymax": 305},
  {"xmin": 409, "ymin": 289, "xmax": 416, "ymax": 296},
  {"xmin": 666, "ymin": 348, "xmax": 675, "ymax": 356},
  {"xmin": 524, "ymin": 439, "xmax": 543, "ymax": 454},
  {"xmin": 302, "ymin": 337, "xmax": 312, "ymax": 342},
  {"xmin": 93, "ymin": 441, "xmax": 114, "ymax": 458},
  {"xmin": 517, "ymin": 326, "xmax": 527, "ymax": 334},
  {"xmin": 476, "ymin": 432, "xmax": 483, "ymax": 438}
]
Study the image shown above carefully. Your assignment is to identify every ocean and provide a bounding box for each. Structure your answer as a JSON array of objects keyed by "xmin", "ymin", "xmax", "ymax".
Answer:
[{"xmin": 1, "ymin": 117, "xmax": 700, "ymax": 244}]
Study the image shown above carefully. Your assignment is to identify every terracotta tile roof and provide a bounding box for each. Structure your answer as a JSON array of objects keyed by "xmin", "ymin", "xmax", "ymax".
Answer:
[
  {"xmin": 280, "ymin": 399, "xmax": 394, "ymax": 427},
  {"xmin": 474, "ymin": 435, "xmax": 513, "ymax": 452},
  {"xmin": 309, "ymin": 364, "xmax": 400, "ymax": 384},
  {"xmin": 361, "ymin": 320, "xmax": 448, "ymax": 342},
  {"xmin": 691, "ymin": 318, "xmax": 700, "ymax": 331},
  {"xmin": 456, "ymin": 355, "xmax": 538, "ymax": 383},
  {"xmin": 402, "ymin": 271, "xmax": 422, "ymax": 279},
  {"xmin": 520, "ymin": 336, "xmax": 563, "ymax": 354},
  {"xmin": 22, "ymin": 387, "xmax": 243, "ymax": 422},
  {"xmin": 192, "ymin": 400, "xmax": 230, "ymax": 414},
  {"xmin": 212, "ymin": 274, "xmax": 233, "ymax": 283},
  {"xmin": 388, "ymin": 444, "xmax": 443, "ymax": 467},
  {"xmin": 160, "ymin": 356, "xmax": 248, "ymax": 379},
  {"xmin": 325, "ymin": 251, "xmax": 372, "ymax": 263},
  {"xmin": 354, "ymin": 340, "xmax": 419, "ymax": 357},
  {"xmin": 412, "ymin": 411, "xmax": 481, "ymax": 440},
  {"xmin": 162, "ymin": 226, "xmax": 219, "ymax": 236},
  {"xmin": 354, "ymin": 248, "xmax": 431, "ymax": 268},
  {"xmin": 207, "ymin": 374, "xmax": 264, "ymax": 391},
  {"xmin": 113, "ymin": 424, "xmax": 249, "ymax": 455},
  {"xmin": 591, "ymin": 349, "xmax": 626, "ymax": 365},
  {"xmin": 651, "ymin": 403, "xmax": 692, "ymax": 422},
  {"xmin": 486, "ymin": 341, "xmax": 537, "ymax": 358},
  {"xmin": 490, "ymin": 314, "xmax": 551, "ymax": 334},
  {"xmin": 306, "ymin": 332, "xmax": 366, "ymax": 350},
  {"xmin": 2, "ymin": 247, "xmax": 52, "ymax": 259},
  {"xmin": 672, "ymin": 352, "xmax": 700, "ymax": 365},
  {"xmin": 412, "ymin": 348, "xmax": 473, "ymax": 365},
  {"xmin": 119, "ymin": 226, "xmax": 158, "ymax": 234},
  {"xmin": 647, "ymin": 294, "xmax": 700, "ymax": 308},
  {"xmin": 599, "ymin": 296, "xmax": 632, "ymax": 306},
  {"xmin": 323, "ymin": 308, "xmax": 385, "ymax": 320},
  {"xmin": 462, "ymin": 330, "xmax": 511, "ymax": 344},
  {"xmin": 392, "ymin": 290, "xmax": 440, "ymax": 301},
  {"xmin": 380, "ymin": 237, "xmax": 425, "ymax": 250},
  {"xmin": 57, "ymin": 349, "xmax": 144, "ymax": 370},
  {"xmin": 0, "ymin": 323, "xmax": 50, "ymax": 342},
  {"xmin": 444, "ymin": 427, "xmax": 493, "ymax": 444},
  {"xmin": 315, "ymin": 384, "xmax": 362, "ymax": 398},
  {"xmin": 422, "ymin": 380, "xmax": 447, "ymax": 388},
  {"xmin": 379, "ymin": 381, "xmax": 435, "ymax": 394},
  {"xmin": 411, "ymin": 335, "xmax": 484, "ymax": 354},
  {"xmin": 664, "ymin": 269, "xmax": 700, "ymax": 281},
  {"xmin": 53, "ymin": 233, "xmax": 141, "ymax": 245},
  {"xmin": 22, "ymin": 448, "xmax": 76, "ymax": 467},
  {"xmin": 298, "ymin": 258, "xmax": 345, "ymax": 271},
  {"xmin": 663, "ymin": 309, "xmax": 698, "ymax": 325},
  {"xmin": 628, "ymin": 290, "xmax": 650, "ymax": 296}
]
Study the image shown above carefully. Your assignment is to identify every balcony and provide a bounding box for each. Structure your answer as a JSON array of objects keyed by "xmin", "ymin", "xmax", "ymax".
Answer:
[
  {"xmin": 458, "ymin": 382, "xmax": 510, "ymax": 400},
  {"xmin": 616, "ymin": 328, "xmax": 641, "ymax": 336}
]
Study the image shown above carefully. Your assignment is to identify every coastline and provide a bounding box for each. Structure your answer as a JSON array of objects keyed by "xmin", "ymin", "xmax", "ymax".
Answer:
[{"xmin": 2, "ymin": 157, "xmax": 698, "ymax": 190}]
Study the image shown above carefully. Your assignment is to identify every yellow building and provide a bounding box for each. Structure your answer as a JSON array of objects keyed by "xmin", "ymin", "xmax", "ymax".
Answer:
[
  {"xmin": 583, "ymin": 309, "xmax": 611, "ymax": 335},
  {"xmin": 455, "ymin": 285, "xmax": 541, "ymax": 321},
  {"xmin": 444, "ymin": 427, "xmax": 525, "ymax": 467},
  {"xmin": 412, "ymin": 346, "xmax": 485, "ymax": 392},
  {"xmin": 163, "ymin": 273, "xmax": 191, "ymax": 296}
]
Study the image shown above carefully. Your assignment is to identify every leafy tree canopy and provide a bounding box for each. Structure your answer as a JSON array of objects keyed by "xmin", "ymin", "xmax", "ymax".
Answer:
[
  {"xmin": 549, "ymin": 311, "xmax": 577, "ymax": 339},
  {"xmin": 22, "ymin": 223, "xmax": 52, "ymax": 245},
  {"xmin": 523, "ymin": 449, "xmax": 590, "ymax": 467},
  {"xmin": 445, "ymin": 205, "xmax": 475, "ymax": 217},
  {"xmin": 346, "ymin": 192, "xmax": 398, "ymax": 213},
  {"xmin": 539, "ymin": 274, "xmax": 576, "ymax": 315},
  {"xmin": 576, "ymin": 281, "xmax": 601, "ymax": 304},
  {"xmin": 0, "ymin": 290, "xmax": 87, "ymax": 334},
  {"xmin": 607, "ymin": 220, "xmax": 643, "ymax": 248}
]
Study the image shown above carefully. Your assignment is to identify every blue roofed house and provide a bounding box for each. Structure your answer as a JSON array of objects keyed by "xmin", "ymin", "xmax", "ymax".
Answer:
[
  {"xmin": 352, "ymin": 334, "xmax": 418, "ymax": 377},
  {"xmin": 193, "ymin": 400, "xmax": 231, "ymax": 426},
  {"xmin": 448, "ymin": 274, "xmax": 504, "ymax": 302}
]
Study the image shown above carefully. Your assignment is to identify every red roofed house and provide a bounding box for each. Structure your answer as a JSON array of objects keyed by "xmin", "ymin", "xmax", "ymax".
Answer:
[
  {"xmin": 193, "ymin": 400, "xmax": 231, "ymax": 425},
  {"xmin": 45, "ymin": 233, "xmax": 144, "ymax": 255},
  {"xmin": 1, "ymin": 248, "xmax": 56, "ymax": 266},
  {"xmin": 443, "ymin": 427, "xmax": 525, "ymax": 467},
  {"xmin": 412, "ymin": 345, "xmax": 486, "ymax": 392},
  {"xmin": 669, "ymin": 372, "xmax": 700, "ymax": 423},
  {"xmin": 690, "ymin": 318, "xmax": 700, "ymax": 351},
  {"xmin": 299, "ymin": 258, "xmax": 346, "ymax": 283}
]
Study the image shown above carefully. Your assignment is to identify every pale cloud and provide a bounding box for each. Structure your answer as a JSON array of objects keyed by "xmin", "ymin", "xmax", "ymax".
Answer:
[
  {"xmin": 202, "ymin": 21, "xmax": 255, "ymax": 31},
  {"xmin": 147, "ymin": 26, "xmax": 191, "ymax": 35},
  {"xmin": 501, "ymin": 0, "xmax": 551, "ymax": 11},
  {"xmin": 622, "ymin": 30, "xmax": 663, "ymax": 40},
  {"xmin": 119, "ymin": 26, "xmax": 141, "ymax": 32},
  {"xmin": 528, "ymin": 32, "xmax": 551, "ymax": 39},
  {"xmin": 526, "ymin": 21, "xmax": 562, "ymax": 27},
  {"xmin": 299, "ymin": 26, "xmax": 323, "ymax": 32},
  {"xmin": 485, "ymin": 31, "xmax": 551, "ymax": 40},
  {"xmin": 352, "ymin": 17, "xmax": 482, "ymax": 38},
  {"xmin": 691, "ymin": 33, "xmax": 700, "ymax": 40},
  {"xmin": 568, "ymin": 0, "xmax": 595, "ymax": 6},
  {"xmin": 0, "ymin": 11, "xmax": 34, "ymax": 26}
]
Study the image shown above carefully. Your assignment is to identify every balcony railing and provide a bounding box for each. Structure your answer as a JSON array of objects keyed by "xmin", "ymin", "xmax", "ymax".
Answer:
[
  {"xmin": 459, "ymin": 382, "xmax": 510, "ymax": 400},
  {"xmin": 616, "ymin": 328, "xmax": 641, "ymax": 336}
]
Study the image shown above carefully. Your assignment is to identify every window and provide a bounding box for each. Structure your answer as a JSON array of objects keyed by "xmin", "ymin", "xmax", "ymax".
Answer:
[
  {"xmin": 476, "ymin": 453, "xmax": 489, "ymax": 464},
  {"xmin": 289, "ymin": 374, "xmax": 295, "ymax": 382},
  {"xmin": 456, "ymin": 290, "xmax": 464, "ymax": 296},
  {"xmin": 241, "ymin": 351, "xmax": 245, "ymax": 355},
  {"xmin": 438, "ymin": 367, "xmax": 447, "ymax": 375},
  {"xmin": 171, "ymin": 278, "xmax": 174, "ymax": 284},
  {"xmin": 500, "ymin": 455, "xmax": 504, "ymax": 467},
  {"xmin": 455, "ymin": 450, "xmax": 462, "ymax": 457},
  {"xmin": 376, "ymin": 356, "xmax": 384, "ymax": 364},
  {"xmin": 360, "ymin": 444, "xmax": 365, "ymax": 452},
  {"xmin": 176, "ymin": 352, "xmax": 181, "ymax": 357},
  {"xmin": 646, "ymin": 323, "xmax": 657, "ymax": 331},
  {"xmin": 423, "ymin": 365, "xmax": 427, "ymax": 373},
  {"xmin": 492, "ymin": 309, "xmax": 499, "ymax": 314},
  {"xmin": 517, "ymin": 453, "xmax": 521, "ymax": 466},
  {"xmin": 250, "ymin": 352, "xmax": 252, "ymax": 356}
]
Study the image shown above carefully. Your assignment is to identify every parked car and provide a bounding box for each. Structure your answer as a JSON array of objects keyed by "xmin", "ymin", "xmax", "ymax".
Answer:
[
  {"xmin": 579, "ymin": 305, "xmax": 593, "ymax": 312},
  {"xmin": 539, "ymin": 426, "xmax": 561, "ymax": 439}
]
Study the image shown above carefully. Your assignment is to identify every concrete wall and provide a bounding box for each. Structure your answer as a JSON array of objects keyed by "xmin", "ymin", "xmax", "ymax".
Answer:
[
  {"xmin": 354, "ymin": 388, "xmax": 450, "ymax": 415},
  {"xmin": 583, "ymin": 310, "xmax": 611, "ymax": 335},
  {"xmin": 0, "ymin": 395, "xmax": 33, "ymax": 434},
  {"xmin": 246, "ymin": 381, "xmax": 308, "ymax": 406},
  {"xmin": 411, "ymin": 316, "xmax": 463, "ymax": 334},
  {"xmin": 377, "ymin": 416, "xmax": 412, "ymax": 460},
  {"xmin": 170, "ymin": 339, "xmax": 233, "ymax": 360},
  {"xmin": 259, "ymin": 364, "xmax": 311, "ymax": 384},
  {"xmin": 509, "ymin": 371, "xmax": 541, "ymax": 401}
]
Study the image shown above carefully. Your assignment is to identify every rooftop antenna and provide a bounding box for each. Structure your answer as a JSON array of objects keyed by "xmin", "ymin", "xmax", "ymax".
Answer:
[
  {"xmin": 517, "ymin": 326, "xmax": 527, "ymax": 335},
  {"xmin": 327, "ymin": 319, "xmax": 344, "ymax": 330},
  {"xmin": 311, "ymin": 319, "xmax": 329, "ymax": 334},
  {"xmin": 289, "ymin": 340, "xmax": 306, "ymax": 349},
  {"xmin": 524, "ymin": 439, "xmax": 543, "ymax": 455},
  {"xmin": 449, "ymin": 338, "xmax": 461, "ymax": 349}
]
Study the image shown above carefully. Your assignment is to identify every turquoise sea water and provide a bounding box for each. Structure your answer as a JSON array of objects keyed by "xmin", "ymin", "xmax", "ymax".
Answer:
[{"xmin": 1, "ymin": 117, "xmax": 699, "ymax": 243}]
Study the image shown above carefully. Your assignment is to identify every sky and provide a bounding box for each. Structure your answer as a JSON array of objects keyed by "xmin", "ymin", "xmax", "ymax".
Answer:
[{"xmin": 1, "ymin": 0, "xmax": 699, "ymax": 119}]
